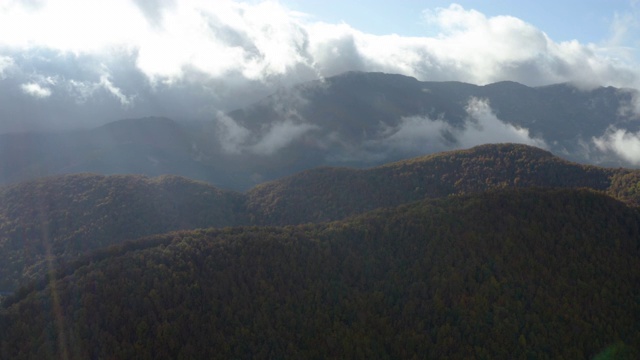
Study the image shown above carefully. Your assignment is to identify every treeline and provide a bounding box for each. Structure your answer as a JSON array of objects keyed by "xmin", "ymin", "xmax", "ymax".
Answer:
[
  {"xmin": 1, "ymin": 143, "xmax": 640, "ymax": 290},
  {"xmin": 1, "ymin": 188, "xmax": 639, "ymax": 359}
]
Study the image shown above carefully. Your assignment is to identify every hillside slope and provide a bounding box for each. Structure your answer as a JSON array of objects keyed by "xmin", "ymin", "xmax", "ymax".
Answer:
[
  {"xmin": 1, "ymin": 188, "xmax": 639, "ymax": 359},
  {"xmin": 0, "ymin": 173, "xmax": 245, "ymax": 289},
  {"xmin": 1, "ymin": 143, "xmax": 639, "ymax": 291},
  {"xmin": 246, "ymin": 143, "xmax": 627, "ymax": 225}
]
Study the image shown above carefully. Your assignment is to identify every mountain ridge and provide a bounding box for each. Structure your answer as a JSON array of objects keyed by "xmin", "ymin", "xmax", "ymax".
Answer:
[
  {"xmin": 1, "ymin": 143, "xmax": 639, "ymax": 290},
  {"xmin": 2, "ymin": 71, "xmax": 639, "ymax": 190}
]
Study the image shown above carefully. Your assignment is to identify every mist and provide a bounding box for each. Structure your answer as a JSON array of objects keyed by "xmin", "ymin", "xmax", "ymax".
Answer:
[{"xmin": 369, "ymin": 97, "xmax": 546, "ymax": 158}]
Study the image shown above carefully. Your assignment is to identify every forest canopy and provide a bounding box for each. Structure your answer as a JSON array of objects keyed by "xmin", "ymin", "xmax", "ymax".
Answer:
[{"xmin": 1, "ymin": 188, "xmax": 639, "ymax": 359}]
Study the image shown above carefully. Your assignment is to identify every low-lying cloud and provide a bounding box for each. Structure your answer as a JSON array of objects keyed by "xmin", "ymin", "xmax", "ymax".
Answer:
[
  {"xmin": 593, "ymin": 127, "xmax": 640, "ymax": 164},
  {"xmin": 617, "ymin": 88, "xmax": 640, "ymax": 120},
  {"xmin": 377, "ymin": 97, "xmax": 546, "ymax": 155},
  {"xmin": 215, "ymin": 112, "xmax": 318, "ymax": 155},
  {"xmin": 215, "ymin": 95, "xmax": 548, "ymax": 162},
  {"xmin": 251, "ymin": 120, "xmax": 318, "ymax": 155},
  {"xmin": 215, "ymin": 112, "xmax": 251, "ymax": 154}
]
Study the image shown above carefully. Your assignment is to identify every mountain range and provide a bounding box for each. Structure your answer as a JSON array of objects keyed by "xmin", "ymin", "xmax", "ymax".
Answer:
[
  {"xmin": 1, "ymin": 143, "xmax": 639, "ymax": 292},
  {"xmin": 1, "ymin": 72, "xmax": 640, "ymax": 358},
  {"xmin": 1, "ymin": 71, "xmax": 639, "ymax": 191}
]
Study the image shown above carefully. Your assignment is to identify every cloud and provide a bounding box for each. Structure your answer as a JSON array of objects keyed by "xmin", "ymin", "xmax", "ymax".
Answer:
[
  {"xmin": 460, "ymin": 97, "xmax": 547, "ymax": 148},
  {"xmin": 0, "ymin": 55, "xmax": 13, "ymax": 78},
  {"xmin": 0, "ymin": 1, "xmax": 639, "ymax": 132},
  {"xmin": 617, "ymin": 88, "xmax": 640, "ymax": 119},
  {"xmin": 214, "ymin": 111, "xmax": 250, "ymax": 154},
  {"xmin": 99, "ymin": 74, "xmax": 134, "ymax": 106},
  {"xmin": 307, "ymin": 23, "xmax": 364, "ymax": 77},
  {"xmin": 0, "ymin": 0, "xmax": 148, "ymax": 53},
  {"xmin": 214, "ymin": 111, "xmax": 317, "ymax": 155},
  {"xmin": 607, "ymin": 3, "xmax": 640, "ymax": 44},
  {"xmin": 377, "ymin": 97, "xmax": 546, "ymax": 154},
  {"xmin": 21, "ymin": 82, "xmax": 51, "ymax": 98},
  {"xmin": 593, "ymin": 127, "xmax": 640, "ymax": 164},
  {"xmin": 306, "ymin": 4, "xmax": 640, "ymax": 88},
  {"xmin": 132, "ymin": 0, "xmax": 176, "ymax": 27},
  {"xmin": 134, "ymin": 0, "xmax": 315, "ymax": 84},
  {"xmin": 4, "ymin": 1, "xmax": 638, "ymax": 86},
  {"xmin": 250, "ymin": 120, "xmax": 317, "ymax": 155}
]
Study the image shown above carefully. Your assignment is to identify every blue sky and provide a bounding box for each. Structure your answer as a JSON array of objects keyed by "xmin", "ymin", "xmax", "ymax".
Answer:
[{"xmin": 282, "ymin": 0, "xmax": 638, "ymax": 47}]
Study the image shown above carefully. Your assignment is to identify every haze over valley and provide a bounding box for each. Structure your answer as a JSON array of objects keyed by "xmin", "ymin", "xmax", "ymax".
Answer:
[{"xmin": 3, "ymin": 72, "xmax": 640, "ymax": 190}]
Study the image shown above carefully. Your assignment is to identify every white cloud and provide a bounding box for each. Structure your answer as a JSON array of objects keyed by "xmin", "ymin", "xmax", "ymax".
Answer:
[
  {"xmin": 617, "ymin": 88, "xmax": 640, "ymax": 119},
  {"xmin": 378, "ymin": 115, "xmax": 455, "ymax": 153},
  {"xmin": 1, "ymin": 1, "xmax": 640, "ymax": 131},
  {"xmin": 21, "ymin": 82, "xmax": 51, "ymax": 98},
  {"xmin": 0, "ymin": 55, "xmax": 13, "ymax": 78},
  {"xmin": 134, "ymin": 0, "xmax": 314, "ymax": 84},
  {"xmin": 0, "ymin": 0, "xmax": 148, "ymax": 53},
  {"xmin": 304, "ymin": 4, "xmax": 640, "ymax": 88},
  {"xmin": 593, "ymin": 127, "xmax": 640, "ymax": 164},
  {"xmin": 250, "ymin": 120, "xmax": 317, "ymax": 155},
  {"xmin": 214, "ymin": 111, "xmax": 317, "ymax": 155},
  {"xmin": 214, "ymin": 111, "xmax": 250, "ymax": 154},
  {"xmin": 63, "ymin": 74, "xmax": 133, "ymax": 106},
  {"xmin": 460, "ymin": 97, "xmax": 547, "ymax": 148},
  {"xmin": 2, "ymin": 1, "xmax": 638, "ymax": 88},
  {"xmin": 99, "ymin": 75, "xmax": 133, "ymax": 106},
  {"xmin": 379, "ymin": 97, "xmax": 546, "ymax": 153}
]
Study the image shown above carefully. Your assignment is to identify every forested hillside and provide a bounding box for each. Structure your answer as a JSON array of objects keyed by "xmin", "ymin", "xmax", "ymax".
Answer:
[
  {"xmin": 1, "ymin": 188, "xmax": 638, "ymax": 359},
  {"xmin": 1, "ymin": 143, "xmax": 640, "ymax": 291},
  {"xmin": 0, "ymin": 174, "xmax": 245, "ymax": 289},
  {"xmin": 246, "ymin": 143, "xmax": 629, "ymax": 224}
]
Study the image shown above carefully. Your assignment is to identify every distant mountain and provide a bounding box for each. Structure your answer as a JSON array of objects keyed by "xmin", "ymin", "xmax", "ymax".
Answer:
[
  {"xmin": 1, "ymin": 143, "xmax": 640, "ymax": 291},
  {"xmin": 222, "ymin": 72, "xmax": 637, "ymax": 172},
  {"xmin": 2, "ymin": 72, "xmax": 639, "ymax": 190},
  {"xmin": 0, "ymin": 117, "xmax": 239, "ymax": 188},
  {"xmin": 2, "ymin": 188, "xmax": 639, "ymax": 358}
]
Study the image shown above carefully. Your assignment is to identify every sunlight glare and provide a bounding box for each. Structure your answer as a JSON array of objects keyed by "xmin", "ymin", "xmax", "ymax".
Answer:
[{"xmin": 0, "ymin": 0, "xmax": 149, "ymax": 53}]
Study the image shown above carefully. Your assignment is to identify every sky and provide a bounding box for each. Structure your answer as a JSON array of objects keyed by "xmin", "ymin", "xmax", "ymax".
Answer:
[
  {"xmin": 282, "ymin": 0, "xmax": 638, "ymax": 44},
  {"xmin": 0, "ymin": 0, "xmax": 639, "ymax": 133}
]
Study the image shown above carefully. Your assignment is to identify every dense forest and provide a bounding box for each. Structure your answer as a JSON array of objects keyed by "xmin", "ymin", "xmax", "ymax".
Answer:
[
  {"xmin": 1, "ymin": 188, "xmax": 639, "ymax": 358},
  {"xmin": 2, "ymin": 143, "xmax": 640, "ymax": 291},
  {"xmin": 0, "ymin": 174, "xmax": 246, "ymax": 289},
  {"xmin": 246, "ymin": 143, "xmax": 625, "ymax": 224}
]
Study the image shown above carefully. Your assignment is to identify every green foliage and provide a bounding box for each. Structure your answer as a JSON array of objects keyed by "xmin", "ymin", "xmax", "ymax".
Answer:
[
  {"xmin": 608, "ymin": 172, "xmax": 640, "ymax": 206},
  {"xmin": 594, "ymin": 342, "xmax": 640, "ymax": 360},
  {"xmin": 1, "ymin": 188, "xmax": 639, "ymax": 359}
]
